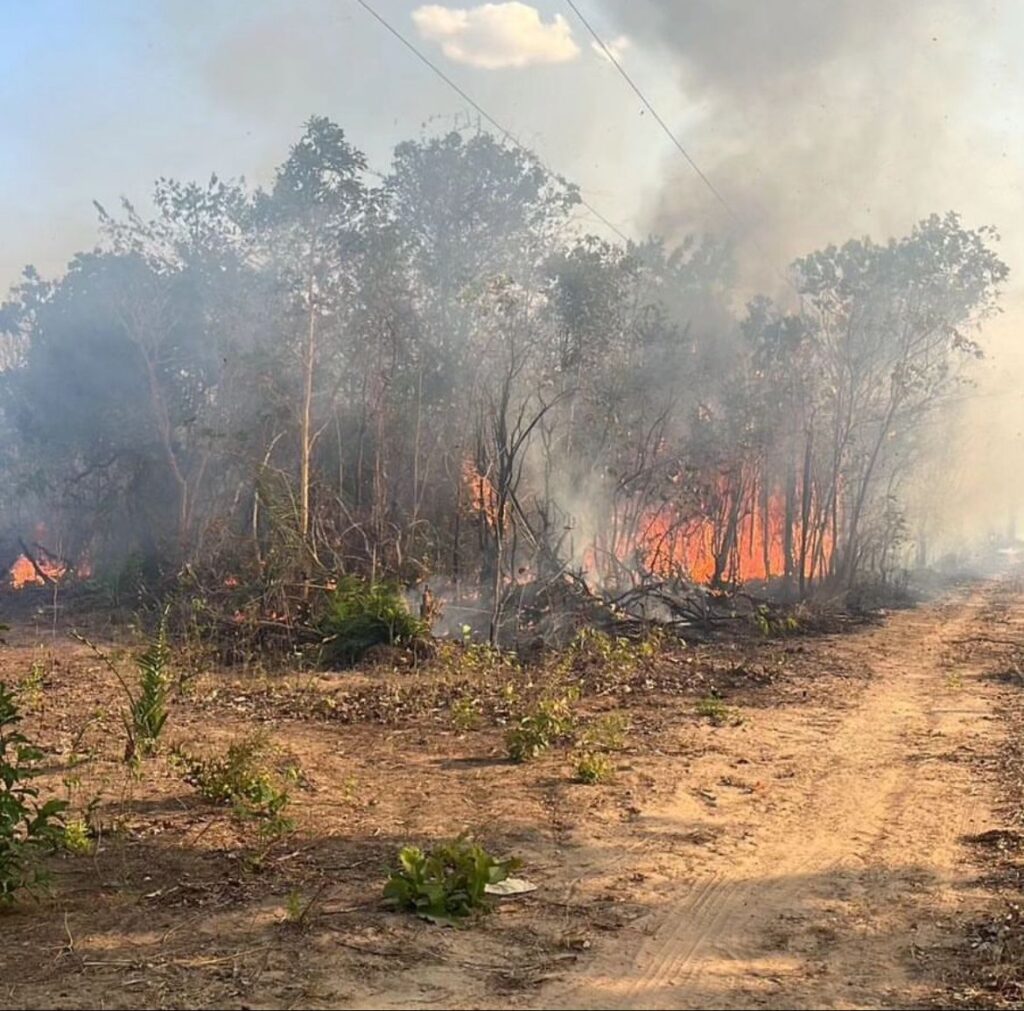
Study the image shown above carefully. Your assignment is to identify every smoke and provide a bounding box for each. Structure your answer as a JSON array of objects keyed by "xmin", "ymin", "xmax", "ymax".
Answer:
[
  {"xmin": 601, "ymin": 2, "xmax": 1009, "ymax": 286},
  {"xmin": 598, "ymin": 0, "xmax": 1024, "ymax": 555}
]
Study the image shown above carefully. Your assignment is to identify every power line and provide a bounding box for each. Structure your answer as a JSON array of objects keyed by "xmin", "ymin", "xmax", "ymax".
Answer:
[
  {"xmin": 352, "ymin": 0, "xmax": 631, "ymax": 243},
  {"xmin": 565, "ymin": 0, "xmax": 798, "ymax": 294},
  {"xmin": 565, "ymin": 1, "xmax": 740, "ymax": 227}
]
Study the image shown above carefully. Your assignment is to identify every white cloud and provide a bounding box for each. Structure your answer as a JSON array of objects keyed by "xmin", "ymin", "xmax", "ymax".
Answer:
[
  {"xmin": 591, "ymin": 34, "xmax": 631, "ymax": 64},
  {"xmin": 411, "ymin": 2, "xmax": 580, "ymax": 70}
]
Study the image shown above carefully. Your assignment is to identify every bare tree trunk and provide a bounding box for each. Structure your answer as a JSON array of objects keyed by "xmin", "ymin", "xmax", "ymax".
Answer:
[
  {"xmin": 299, "ymin": 235, "xmax": 317, "ymax": 545},
  {"xmin": 798, "ymin": 425, "xmax": 814, "ymax": 597},
  {"xmin": 840, "ymin": 393, "xmax": 899, "ymax": 586},
  {"xmin": 784, "ymin": 462, "xmax": 796, "ymax": 588},
  {"xmin": 760, "ymin": 469, "xmax": 771, "ymax": 581}
]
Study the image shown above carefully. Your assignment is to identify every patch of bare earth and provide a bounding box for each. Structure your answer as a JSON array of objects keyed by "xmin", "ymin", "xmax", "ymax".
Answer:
[
  {"xmin": 0, "ymin": 580, "xmax": 1018, "ymax": 1010},
  {"xmin": 537, "ymin": 581, "xmax": 1013, "ymax": 1010}
]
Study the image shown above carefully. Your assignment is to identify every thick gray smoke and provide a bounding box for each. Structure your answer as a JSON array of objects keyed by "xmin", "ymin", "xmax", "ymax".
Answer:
[
  {"xmin": 603, "ymin": 1, "xmax": 1008, "ymax": 290},
  {"xmin": 600, "ymin": 0, "xmax": 1023, "ymax": 555}
]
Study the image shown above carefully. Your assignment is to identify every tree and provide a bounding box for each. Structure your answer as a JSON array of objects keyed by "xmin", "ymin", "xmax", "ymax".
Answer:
[
  {"xmin": 261, "ymin": 116, "xmax": 366, "ymax": 552},
  {"xmin": 795, "ymin": 213, "xmax": 1007, "ymax": 585}
]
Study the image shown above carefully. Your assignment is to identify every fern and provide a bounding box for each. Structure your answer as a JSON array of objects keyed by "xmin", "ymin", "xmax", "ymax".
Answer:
[{"xmin": 130, "ymin": 617, "xmax": 170, "ymax": 757}]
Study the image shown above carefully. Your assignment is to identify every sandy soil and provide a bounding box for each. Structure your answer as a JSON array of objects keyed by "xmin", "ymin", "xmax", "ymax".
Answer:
[
  {"xmin": 0, "ymin": 578, "xmax": 1018, "ymax": 1010},
  {"xmin": 538, "ymin": 581, "xmax": 1013, "ymax": 1010}
]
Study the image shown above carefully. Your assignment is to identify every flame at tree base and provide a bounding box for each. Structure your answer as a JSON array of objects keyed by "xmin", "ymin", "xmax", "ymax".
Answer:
[{"xmin": 10, "ymin": 554, "xmax": 66, "ymax": 589}]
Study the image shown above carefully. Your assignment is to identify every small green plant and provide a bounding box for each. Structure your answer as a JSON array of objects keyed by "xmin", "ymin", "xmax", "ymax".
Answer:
[
  {"xmin": 753, "ymin": 605, "xmax": 801, "ymax": 637},
  {"xmin": 285, "ymin": 889, "xmax": 304, "ymax": 922},
  {"xmin": 450, "ymin": 695, "xmax": 481, "ymax": 732},
  {"xmin": 0, "ymin": 682, "xmax": 67, "ymax": 903},
  {"xmin": 383, "ymin": 834, "xmax": 520, "ymax": 925},
  {"xmin": 71, "ymin": 620, "xmax": 173, "ymax": 763},
  {"xmin": 581, "ymin": 713, "xmax": 630, "ymax": 752},
  {"xmin": 62, "ymin": 817, "xmax": 93, "ymax": 855},
  {"xmin": 129, "ymin": 620, "xmax": 171, "ymax": 758},
  {"xmin": 695, "ymin": 695, "xmax": 740, "ymax": 727},
  {"xmin": 176, "ymin": 732, "xmax": 293, "ymax": 840},
  {"xmin": 320, "ymin": 576, "xmax": 429, "ymax": 665},
  {"xmin": 18, "ymin": 659, "xmax": 46, "ymax": 710},
  {"xmin": 574, "ymin": 750, "xmax": 613, "ymax": 784},
  {"xmin": 505, "ymin": 691, "xmax": 577, "ymax": 762},
  {"xmin": 569, "ymin": 627, "xmax": 662, "ymax": 672}
]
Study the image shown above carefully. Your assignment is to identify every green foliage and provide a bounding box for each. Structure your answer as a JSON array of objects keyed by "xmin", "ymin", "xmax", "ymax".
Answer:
[
  {"xmin": 383, "ymin": 834, "xmax": 520, "ymax": 925},
  {"xmin": 129, "ymin": 619, "xmax": 171, "ymax": 758},
  {"xmin": 753, "ymin": 605, "xmax": 800, "ymax": 637},
  {"xmin": 571, "ymin": 627, "xmax": 662, "ymax": 669},
  {"xmin": 572, "ymin": 712, "xmax": 628, "ymax": 785},
  {"xmin": 62, "ymin": 817, "xmax": 93, "ymax": 855},
  {"xmin": 449, "ymin": 696, "xmax": 481, "ymax": 732},
  {"xmin": 505, "ymin": 691, "xmax": 578, "ymax": 762},
  {"xmin": 284, "ymin": 888, "xmax": 305, "ymax": 923},
  {"xmin": 176, "ymin": 732, "xmax": 293, "ymax": 840},
  {"xmin": 580, "ymin": 713, "xmax": 630, "ymax": 752},
  {"xmin": 320, "ymin": 576, "xmax": 429, "ymax": 665},
  {"xmin": 574, "ymin": 751, "xmax": 613, "ymax": 784},
  {"xmin": 435, "ymin": 640, "xmax": 520, "ymax": 679},
  {"xmin": 0, "ymin": 682, "xmax": 67, "ymax": 903},
  {"xmin": 73, "ymin": 621, "xmax": 172, "ymax": 763},
  {"xmin": 695, "ymin": 694, "xmax": 741, "ymax": 727},
  {"xmin": 18, "ymin": 659, "xmax": 46, "ymax": 711}
]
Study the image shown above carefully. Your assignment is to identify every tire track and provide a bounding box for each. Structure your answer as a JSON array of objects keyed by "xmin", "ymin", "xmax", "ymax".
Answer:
[{"xmin": 541, "ymin": 582, "xmax": 1006, "ymax": 1010}]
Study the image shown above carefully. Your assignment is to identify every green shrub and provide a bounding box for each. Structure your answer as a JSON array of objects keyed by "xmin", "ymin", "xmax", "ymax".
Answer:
[
  {"xmin": 62, "ymin": 817, "xmax": 93, "ymax": 855},
  {"xmin": 176, "ymin": 732, "xmax": 292, "ymax": 839},
  {"xmin": 695, "ymin": 695, "xmax": 740, "ymax": 726},
  {"xmin": 0, "ymin": 682, "xmax": 67, "ymax": 903},
  {"xmin": 581, "ymin": 713, "xmax": 630, "ymax": 752},
  {"xmin": 505, "ymin": 692, "xmax": 577, "ymax": 762},
  {"xmin": 72, "ymin": 620, "xmax": 172, "ymax": 762},
  {"xmin": 320, "ymin": 576, "xmax": 428, "ymax": 665},
  {"xmin": 18, "ymin": 659, "xmax": 46, "ymax": 711},
  {"xmin": 383, "ymin": 834, "xmax": 520, "ymax": 925},
  {"xmin": 567, "ymin": 627, "xmax": 663, "ymax": 674},
  {"xmin": 450, "ymin": 696, "xmax": 481, "ymax": 732},
  {"xmin": 574, "ymin": 750, "xmax": 613, "ymax": 784},
  {"xmin": 753, "ymin": 605, "xmax": 801, "ymax": 637}
]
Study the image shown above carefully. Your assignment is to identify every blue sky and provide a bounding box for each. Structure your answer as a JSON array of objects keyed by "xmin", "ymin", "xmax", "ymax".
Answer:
[{"xmin": 0, "ymin": 1, "xmax": 675, "ymax": 283}]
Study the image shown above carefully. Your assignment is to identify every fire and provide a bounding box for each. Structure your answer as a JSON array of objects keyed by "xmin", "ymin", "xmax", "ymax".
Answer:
[
  {"xmin": 461, "ymin": 455, "xmax": 833, "ymax": 587},
  {"xmin": 463, "ymin": 459, "xmax": 501, "ymax": 529},
  {"xmin": 10, "ymin": 553, "xmax": 66, "ymax": 589},
  {"xmin": 633, "ymin": 496, "xmax": 788, "ymax": 583},
  {"xmin": 589, "ymin": 479, "xmax": 834, "ymax": 586},
  {"xmin": 8, "ymin": 523, "xmax": 81, "ymax": 588}
]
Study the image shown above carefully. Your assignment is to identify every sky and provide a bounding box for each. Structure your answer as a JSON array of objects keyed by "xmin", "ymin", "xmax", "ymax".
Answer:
[
  {"xmin": 0, "ymin": 0, "xmax": 683, "ymax": 283},
  {"xmin": 3, "ymin": 0, "xmax": 1024, "ymax": 545}
]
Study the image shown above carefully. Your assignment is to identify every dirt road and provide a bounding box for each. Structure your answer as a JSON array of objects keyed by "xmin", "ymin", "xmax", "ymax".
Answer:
[
  {"xmin": 2, "ymin": 581, "xmax": 1015, "ymax": 1011},
  {"xmin": 540, "ymin": 582, "xmax": 1010, "ymax": 1010}
]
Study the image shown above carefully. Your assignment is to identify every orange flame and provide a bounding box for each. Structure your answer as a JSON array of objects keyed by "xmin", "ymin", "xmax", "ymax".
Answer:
[
  {"xmin": 10, "ymin": 554, "xmax": 67, "ymax": 589},
  {"xmin": 460, "ymin": 456, "xmax": 833, "ymax": 587},
  {"xmin": 589, "ymin": 481, "xmax": 832, "ymax": 586},
  {"xmin": 463, "ymin": 459, "xmax": 501, "ymax": 529}
]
